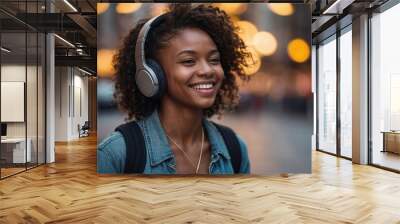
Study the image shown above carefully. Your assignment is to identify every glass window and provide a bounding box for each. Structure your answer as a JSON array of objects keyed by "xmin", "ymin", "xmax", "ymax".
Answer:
[
  {"xmin": 27, "ymin": 31, "xmax": 38, "ymax": 169},
  {"xmin": 371, "ymin": 3, "xmax": 400, "ymax": 171},
  {"xmin": 0, "ymin": 1, "xmax": 46, "ymax": 179},
  {"xmin": 1, "ymin": 31, "xmax": 28, "ymax": 177},
  {"xmin": 317, "ymin": 36, "xmax": 337, "ymax": 154},
  {"xmin": 339, "ymin": 28, "xmax": 352, "ymax": 158}
]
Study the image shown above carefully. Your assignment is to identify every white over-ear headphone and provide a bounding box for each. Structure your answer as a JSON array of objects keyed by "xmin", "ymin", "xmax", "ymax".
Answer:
[{"xmin": 134, "ymin": 14, "xmax": 168, "ymax": 99}]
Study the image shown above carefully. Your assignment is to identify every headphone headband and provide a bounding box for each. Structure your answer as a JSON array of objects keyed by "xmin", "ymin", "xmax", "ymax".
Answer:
[
  {"xmin": 134, "ymin": 13, "xmax": 168, "ymax": 98},
  {"xmin": 135, "ymin": 14, "xmax": 165, "ymax": 69}
]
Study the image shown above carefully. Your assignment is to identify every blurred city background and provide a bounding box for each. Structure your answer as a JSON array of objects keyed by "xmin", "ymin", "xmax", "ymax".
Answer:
[{"xmin": 97, "ymin": 3, "xmax": 313, "ymax": 175}]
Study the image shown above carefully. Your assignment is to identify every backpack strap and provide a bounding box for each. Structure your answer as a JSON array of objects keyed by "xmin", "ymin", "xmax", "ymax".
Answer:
[
  {"xmin": 115, "ymin": 121, "xmax": 146, "ymax": 173},
  {"xmin": 211, "ymin": 122, "xmax": 242, "ymax": 174}
]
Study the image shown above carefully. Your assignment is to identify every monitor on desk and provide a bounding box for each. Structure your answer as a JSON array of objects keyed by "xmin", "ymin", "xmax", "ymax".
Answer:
[{"xmin": 1, "ymin": 123, "xmax": 7, "ymax": 138}]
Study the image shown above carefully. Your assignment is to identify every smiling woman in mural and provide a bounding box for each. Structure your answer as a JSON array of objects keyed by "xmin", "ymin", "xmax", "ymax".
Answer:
[{"xmin": 97, "ymin": 4, "xmax": 252, "ymax": 174}]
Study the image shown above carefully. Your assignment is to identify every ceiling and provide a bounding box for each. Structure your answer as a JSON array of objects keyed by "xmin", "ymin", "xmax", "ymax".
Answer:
[
  {"xmin": 309, "ymin": 0, "xmax": 390, "ymax": 42},
  {"xmin": 0, "ymin": 0, "xmax": 97, "ymax": 73},
  {"xmin": 0, "ymin": 0, "xmax": 393, "ymax": 73}
]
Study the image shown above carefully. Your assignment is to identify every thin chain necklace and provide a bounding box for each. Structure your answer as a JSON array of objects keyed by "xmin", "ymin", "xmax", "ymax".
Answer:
[{"xmin": 166, "ymin": 127, "xmax": 204, "ymax": 174}]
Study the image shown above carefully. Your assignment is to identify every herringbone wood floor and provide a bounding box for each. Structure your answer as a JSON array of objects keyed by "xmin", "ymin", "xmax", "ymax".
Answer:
[{"xmin": 1, "ymin": 134, "xmax": 400, "ymax": 223}]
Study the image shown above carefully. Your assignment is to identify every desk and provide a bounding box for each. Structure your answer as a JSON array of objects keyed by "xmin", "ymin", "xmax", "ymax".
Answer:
[
  {"xmin": 1, "ymin": 138, "xmax": 31, "ymax": 163},
  {"xmin": 382, "ymin": 131, "xmax": 400, "ymax": 154}
]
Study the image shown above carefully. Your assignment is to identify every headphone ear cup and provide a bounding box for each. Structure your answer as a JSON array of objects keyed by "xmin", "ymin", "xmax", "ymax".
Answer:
[{"xmin": 146, "ymin": 59, "xmax": 167, "ymax": 99}]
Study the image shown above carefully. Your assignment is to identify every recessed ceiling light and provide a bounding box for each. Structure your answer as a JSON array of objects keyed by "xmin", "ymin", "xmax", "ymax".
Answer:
[
  {"xmin": 54, "ymin": 34, "xmax": 75, "ymax": 48},
  {"xmin": 78, "ymin": 67, "xmax": 93, "ymax": 76},
  {"xmin": 1, "ymin": 47, "xmax": 11, "ymax": 53},
  {"xmin": 63, "ymin": 0, "xmax": 78, "ymax": 12}
]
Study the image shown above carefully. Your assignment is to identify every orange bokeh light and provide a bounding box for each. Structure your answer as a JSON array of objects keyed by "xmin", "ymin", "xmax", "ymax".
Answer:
[
  {"xmin": 215, "ymin": 3, "xmax": 247, "ymax": 15},
  {"xmin": 287, "ymin": 38, "xmax": 310, "ymax": 63},
  {"xmin": 236, "ymin": 20, "xmax": 258, "ymax": 46},
  {"xmin": 243, "ymin": 46, "xmax": 261, "ymax": 76},
  {"xmin": 150, "ymin": 4, "xmax": 169, "ymax": 17},
  {"xmin": 97, "ymin": 3, "xmax": 109, "ymax": 15},
  {"xmin": 97, "ymin": 49, "xmax": 117, "ymax": 77},
  {"xmin": 116, "ymin": 3, "xmax": 142, "ymax": 14},
  {"xmin": 252, "ymin": 31, "xmax": 278, "ymax": 56},
  {"xmin": 268, "ymin": 3, "xmax": 294, "ymax": 16}
]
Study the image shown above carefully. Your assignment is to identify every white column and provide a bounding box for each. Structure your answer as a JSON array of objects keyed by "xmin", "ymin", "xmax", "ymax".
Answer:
[
  {"xmin": 312, "ymin": 45, "xmax": 317, "ymax": 151},
  {"xmin": 352, "ymin": 14, "xmax": 369, "ymax": 164},
  {"xmin": 46, "ymin": 33, "xmax": 55, "ymax": 163},
  {"xmin": 46, "ymin": 1, "xmax": 55, "ymax": 163}
]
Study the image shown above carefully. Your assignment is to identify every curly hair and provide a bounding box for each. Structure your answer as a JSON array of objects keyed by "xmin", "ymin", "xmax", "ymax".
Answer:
[{"xmin": 113, "ymin": 3, "xmax": 251, "ymax": 120}]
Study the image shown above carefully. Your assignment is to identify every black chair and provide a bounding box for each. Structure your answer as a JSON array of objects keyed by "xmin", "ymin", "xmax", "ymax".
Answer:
[{"xmin": 78, "ymin": 121, "xmax": 90, "ymax": 138}]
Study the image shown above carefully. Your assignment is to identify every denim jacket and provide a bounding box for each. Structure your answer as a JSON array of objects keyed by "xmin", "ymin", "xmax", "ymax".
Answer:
[{"xmin": 97, "ymin": 110, "xmax": 250, "ymax": 174}]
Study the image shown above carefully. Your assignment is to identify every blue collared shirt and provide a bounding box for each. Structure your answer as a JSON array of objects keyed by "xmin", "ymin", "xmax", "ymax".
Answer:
[{"xmin": 97, "ymin": 111, "xmax": 250, "ymax": 174}]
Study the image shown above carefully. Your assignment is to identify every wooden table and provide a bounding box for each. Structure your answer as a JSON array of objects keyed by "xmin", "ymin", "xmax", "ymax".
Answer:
[{"xmin": 381, "ymin": 131, "xmax": 400, "ymax": 154}]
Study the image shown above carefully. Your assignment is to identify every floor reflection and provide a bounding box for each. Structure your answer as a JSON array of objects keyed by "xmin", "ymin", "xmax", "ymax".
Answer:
[{"xmin": 373, "ymin": 151, "xmax": 400, "ymax": 171}]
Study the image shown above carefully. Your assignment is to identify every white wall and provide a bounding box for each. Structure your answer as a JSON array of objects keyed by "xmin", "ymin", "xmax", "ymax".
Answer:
[
  {"xmin": 55, "ymin": 67, "xmax": 69, "ymax": 141},
  {"xmin": 71, "ymin": 72, "xmax": 89, "ymax": 139},
  {"xmin": 55, "ymin": 67, "xmax": 89, "ymax": 141},
  {"xmin": 1, "ymin": 65, "xmax": 26, "ymax": 81}
]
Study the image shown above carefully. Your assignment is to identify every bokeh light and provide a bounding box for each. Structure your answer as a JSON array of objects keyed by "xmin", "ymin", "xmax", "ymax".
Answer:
[
  {"xmin": 238, "ymin": 73, "xmax": 273, "ymax": 96},
  {"xmin": 252, "ymin": 31, "xmax": 278, "ymax": 56},
  {"xmin": 215, "ymin": 3, "xmax": 247, "ymax": 15},
  {"xmin": 98, "ymin": 49, "xmax": 117, "ymax": 77},
  {"xmin": 268, "ymin": 3, "xmax": 294, "ymax": 16},
  {"xmin": 243, "ymin": 46, "xmax": 261, "ymax": 76},
  {"xmin": 97, "ymin": 3, "xmax": 109, "ymax": 15},
  {"xmin": 287, "ymin": 38, "xmax": 310, "ymax": 63},
  {"xmin": 229, "ymin": 15, "xmax": 240, "ymax": 23},
  {"xmin": 236, "ymin": 20, "xmax": 258, "ymax": 46},
  {"xmin": 116, "ymin": 3, "xmax": 142, "ymax": 14},
  {"xmin": 295, "ymin": 73, "xmax": 312, "ymax": 97},
  {"xmin": 150, "ymin": 3, "xmax": 169, "ymax": 17}
]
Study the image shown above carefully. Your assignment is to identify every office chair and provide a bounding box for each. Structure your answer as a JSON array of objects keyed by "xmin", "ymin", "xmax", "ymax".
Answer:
[{"xmin": 78, "ymin": 121, "xmax": 90, "ymax": 138}]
